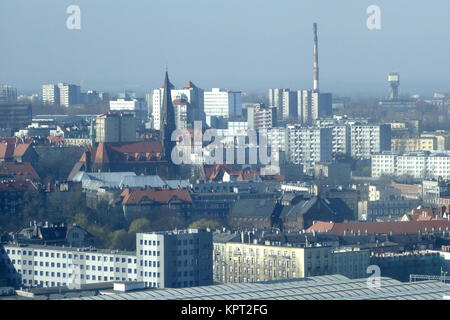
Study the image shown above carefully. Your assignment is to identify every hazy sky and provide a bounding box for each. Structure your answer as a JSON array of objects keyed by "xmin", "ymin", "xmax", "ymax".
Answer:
[{"xmin": 1, "ymin": 0, "xmax": 449, "ymax": 97}]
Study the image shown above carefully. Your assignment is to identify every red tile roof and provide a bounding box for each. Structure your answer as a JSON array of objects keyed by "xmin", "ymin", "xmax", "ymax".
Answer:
[
  {"xmin": 121, "ymin": 188, "xmax": 192, "ymax": 205},
  {"xmin": 306, "ymin": 220, "xmax": 450, "ymax": 235},
  {"xmin": 0, "ymin": 162, "xmax": 40, "ymax": 181},
  {"xmin": 0, "ymin": 143, "xmax": 15, "ymax": 159},
  {"xmin": 13, "ymin": 143, "xmax": 31, "ymax": 157}
]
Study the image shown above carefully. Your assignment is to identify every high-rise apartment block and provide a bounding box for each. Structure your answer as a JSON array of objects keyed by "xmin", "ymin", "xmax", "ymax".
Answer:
[
  {"xmin": 42, "ymin": 83, "xmax": 80, "ymax": 107},
  {"xmin": 287, "ymin": 125, "xmax": 333, "ymax": 174},
  {"xmin": 349, "ymin": 124, "xmax": 391, "ymax": 159}
]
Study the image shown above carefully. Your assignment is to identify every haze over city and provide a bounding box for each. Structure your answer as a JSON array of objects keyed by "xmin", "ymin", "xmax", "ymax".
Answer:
[{"xmin": 1, "ymin": 0, "xmax": 450, "ymax": 96}]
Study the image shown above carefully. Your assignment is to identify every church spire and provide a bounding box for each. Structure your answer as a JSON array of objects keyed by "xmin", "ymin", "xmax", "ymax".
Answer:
[{"xmin": 160, "ymin": 68, "xmax": 176, "ymax": 168}]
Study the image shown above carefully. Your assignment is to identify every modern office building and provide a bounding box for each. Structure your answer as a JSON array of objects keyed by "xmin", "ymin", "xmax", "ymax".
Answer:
[
  {"xmin": 95, "ymin": 113, "xmax": 136, "ymax": 143},
  {"xmin": 204, "ymin": 88, "xmax": 242, "ymax": 123},
  {"xmin": 0, "ymin": 85, "xmax": 18, "ymax": 104},
  {"xmin": 0, "ymin": 104, "xmax": 32, "ymax": 131}
]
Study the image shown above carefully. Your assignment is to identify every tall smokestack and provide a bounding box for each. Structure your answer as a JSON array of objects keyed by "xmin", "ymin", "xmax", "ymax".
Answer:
[{"xmin": 313, "ymin": 22, "xmax": 319, "ymax": 91}]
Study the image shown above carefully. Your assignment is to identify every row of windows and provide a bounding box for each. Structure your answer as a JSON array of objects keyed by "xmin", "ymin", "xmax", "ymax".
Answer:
[{"xmin": 4, "ymin": 249, "xmax": 134, "ymax": 263}]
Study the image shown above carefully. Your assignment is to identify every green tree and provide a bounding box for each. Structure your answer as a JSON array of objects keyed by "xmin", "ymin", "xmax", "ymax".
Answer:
[
  {"xmin": 73, "ymin": 213, "xmax": 89, "ymax": 228},
  {"xmin": 108, "ymin": 229, "xmax": 135, "ymax": 250},
  {"xmin": 189, "ymin": 218, "xmax": 221, "ymax": 230},
  {"xmin": 128, "ymin": 218, "xmax": 151, "ymax": 234}
]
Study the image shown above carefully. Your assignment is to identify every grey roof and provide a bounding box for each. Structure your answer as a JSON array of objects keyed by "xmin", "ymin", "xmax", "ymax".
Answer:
[
  {"xmin": 165, "ymin": 179, "xmax": 190, "ymax": 189},
  {"xmin": 119, "ymin": 175, "xmax": 166, "ymax": 189},
  {"xmin": 212, "ymin": 232, "xmax": 241, "ymax": 243},
  {"xmin": 230, "ymin": 199, "xmax": 277, "ymax": 218},
  {"xmin": 70, "ymin": 274, "xmax": 450, "ymax": 300},
  {"xmin": 280, "ymin": 197, "xmax": 319, "ymax": 219}
]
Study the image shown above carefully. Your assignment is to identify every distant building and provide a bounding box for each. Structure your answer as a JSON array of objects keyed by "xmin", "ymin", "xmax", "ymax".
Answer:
[
  {"xmin": 287, "ymin": 126, "xmax": 333, "ymax": 175},
  {"xmin": 371, "ymin": 151, "xmax": 450, "ymax": 180},
  {"xmin": 136, "ymin": 229, "xmax": 213, "ymax": 288},
  {"xmin": 298, "ymin": 90, "xmax": 332, "ymax": 124},
  {"xmin": 95, "ymin": 113, "xmax": 136, "ymax": 143},
  {"xmin": 109, "ymin": 98, "xmax": 146, "ymax": 121},
  {"xmin": 349, "ymin": 124, "xmax": 391, "ymax": 159},
  {"xmin": 0, "ymin": 85, "xmax": 18, "ymax": 104},
  {"xmin": 42, "ymin": 83, "xmax": 80, "ymax": 107},
  {"xmin": 0, "ymin": 104, "xmax": 32, "ymax": 131},
  {"xmin": 204, "ymin": 88, "xmax": 242, "ymax": 124},
  {"xmin": 391, "ymin": 137, "xmax": 437, "ymax": 153}
]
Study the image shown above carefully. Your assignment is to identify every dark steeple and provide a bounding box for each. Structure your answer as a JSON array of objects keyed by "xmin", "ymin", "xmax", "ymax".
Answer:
[{"xmin": 160, "ymin": 68, "xmax": 176, "ymax": 167}]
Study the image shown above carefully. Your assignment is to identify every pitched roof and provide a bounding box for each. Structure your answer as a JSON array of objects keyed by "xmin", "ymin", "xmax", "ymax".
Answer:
[
  {"xmin": 122, "ymin": 188, "xmax": 192, "ymax": 205},
  {"xmin": 230, "ymin": 199, "xmax": 277, "ymax": 218},
  {"xmin": 183, "ymin": 80, "xmax": 197, "ymax": 89},
  {"xmin": 306, "ymin": 220, "xmax": 450, "ymax": 235},
  {"xmin": 13, "ymin": 143, "xmax": 31, "ymax": 157},
  {"xmin": 94, "ymin": 142, "xmax": 110, "ymax": 163},
  {"xmin": 0, "ymin": 162, "xmax": 40, "ymax": 180},
  {"xmin": 0, "ymin": 142, "xmax": 15, "ymax": 159}
]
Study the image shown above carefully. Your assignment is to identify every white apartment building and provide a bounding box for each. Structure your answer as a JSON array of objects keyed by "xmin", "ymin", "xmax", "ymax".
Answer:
[
  {"xmin": 42, "ymin": 84, "xmax": 60, "ymax": 105},
  {"xmin": 267, "ymin": 127, "xmax": 288, "ymax": 153},
  {"xmin": 287, "ymin": 126, "xmax": 333, "ymax": 174},
  {"xmin": 298, "ymin": 90, "xmax": 332, "ymax": 124},
  {"xmin": 152, "ymin": 83, "xmax": 204, "ymax": 130},
  {"xmin": 42, "ymin": 83, "xmax": 80, "ymax": 107},
  {"xmin": 0, "ymin": 244, "xmax": 137, "ymax": 288},
  {"xmin": 57, "ymin": 83, "xmax": 80, "ymax": 107},
  {"xmin": 1, "ymin": 229, "xmax": 213, "ymax": 290},
  {"xmin": 349, "ymin": 124, "xmax": 391, "ymax": 159},
  {"xmin": 371, "ymin": 151, "xmax": 450, "ymax": 180},
  {"xmin": 0, "ymin": 85, "xmax": 18, "ymax": 104},
  {"xmin": 204, "ymin": 88, "xmax": 242, "ymax": 121}
]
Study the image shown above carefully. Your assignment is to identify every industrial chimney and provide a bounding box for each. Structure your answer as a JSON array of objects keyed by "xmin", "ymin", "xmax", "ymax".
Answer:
[{"xmin": 313, "ymin": 22, "xmax": 319, "ymax": 92}]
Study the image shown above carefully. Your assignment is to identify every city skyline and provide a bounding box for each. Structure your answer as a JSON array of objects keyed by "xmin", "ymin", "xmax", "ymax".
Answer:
[{"xmin": 1, "ymin": 0, "xmax": 450, "ymax": 96}]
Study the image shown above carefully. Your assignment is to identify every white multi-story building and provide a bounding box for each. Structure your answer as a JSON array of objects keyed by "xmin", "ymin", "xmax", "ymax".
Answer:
[
  {"xmin": 0, "ymin": 244, "xmax": 137, "ymax": 288},
  {"xmin": 298, "ymin": 90, "xmax": 332, "ymax": 124},
  {"xmin": 0, "ymin": 229, "xmax": 213, "ymax": 289},
  {"xmin": 267, "ymin": 127, "xmax": 288, "ymax": 153},
  {"xmin": 349, "ymin": 124, "xmax": 391, "ymax": 159},
  {"xmin": 152, "ymin": 81, "xmax": 204, "ymax": 130},
  {"xmin": 136, "ymin": 229, "xmax": 213, "ymax": 288},
  {"xmin": 371, "ymin": 151, "xmax": 450, "ymax": 180},
  {"xmin": 57, "ymin": 83, "xmax": 80, "ymax": 107},
  {"xmin": 109, "ymin": 98, "xmax": 146, "ymax": 120},
  {"xmin": 204, "ymin": 88, "xmax": 242, "ymax": 122},
  {"xmin": 42, "ymin": 84, "xmax": 60, "ymax": 105},
  {"xmin": 287, "ymin": 125, "xmax": 333, "ymax": 174},
  {"xmin": 0, "ymin": 85, "xmax": 18, "ymax": 104}
]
